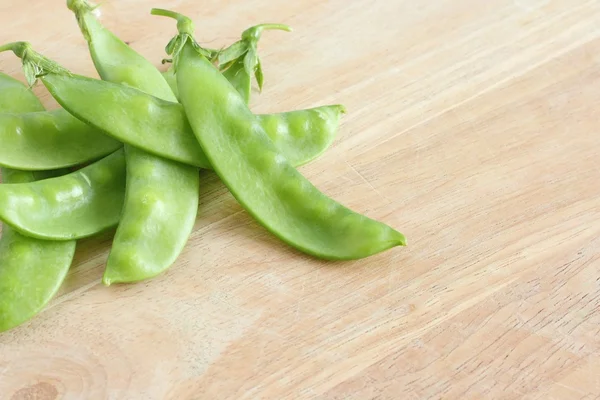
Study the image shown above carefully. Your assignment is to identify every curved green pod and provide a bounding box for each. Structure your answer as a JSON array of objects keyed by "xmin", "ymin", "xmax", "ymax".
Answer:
[
  {"xmin": 0, "ymin": 108, "xmax": 121, "ymax": 170},
  {"xmin": 154, "ymin": 9, "xmax": 406, "ymax": 260},
  {"xmin": 0, "ymin": 169, "xmax": 76, "ymax": 332},
  {"xmin": 0, "ymin": 149, "xmax": 126, "ymax": 240},
  {"xmin": 102, "ymin": 146, "xmax": 199, "ymax": 284},
  {"xmin": 38, "ymin": 73, "xmax": 345, "ymax": 169}
]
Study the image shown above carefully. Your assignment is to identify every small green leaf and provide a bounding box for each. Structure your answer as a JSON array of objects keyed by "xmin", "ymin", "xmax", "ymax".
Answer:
[
  {"xmin": 23, "ymin": 62, "xmax": 37, "ymax": 86},
  {"xmin": 243, "ymin": 47, "xmax": 258, "ymax": 76},
  {"xmin": 255, "ymin": 58, "xmax": 264, "ymax": 91},
  {"xmin": 204, "ymin": 47, "xmax": 221, "ymax": 64},
  {"xmin": 172, "ymin": 36, "xmax": 186, "ymax": 59},
  {"xmin": 191, "ymin": 41, "xmax": 211, "ymax": 59},
  {"xmin": 217, "ymin": 41, "xmax": 248, "ymax": 66},
  {"xmin": 165, "ymin": 36, "xmax": 179, "ymax": 56}
]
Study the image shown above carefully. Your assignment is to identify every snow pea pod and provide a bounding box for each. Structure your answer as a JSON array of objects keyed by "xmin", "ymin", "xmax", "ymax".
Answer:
[
  {"xmin": 0, "ymin": 108, "xmax": 121, "ymax": 170},
  {"xmin": 154, "ymin": 9, "xmax": 406, "ymax": 260},
  {"xmin": 102, "ymin": 146, "xmax": 198, "ymax": 284},
  {"xmin": 0, "ymin": 148, "xmax": 126, "ymax": 240},
  {"xmin": 67, "ymin": 0, "xmax": 199, "ymax": 285},
  {"xmin": 18, "ymin": 73, "xmax": 345, "ymax": 169},
  {"xmin": 0, "ymin": 168, "xmax": 76, "ymax": 332},
  {"xmin": 0, "ymin": 73, "xmax": 75, "ymax": 333}
]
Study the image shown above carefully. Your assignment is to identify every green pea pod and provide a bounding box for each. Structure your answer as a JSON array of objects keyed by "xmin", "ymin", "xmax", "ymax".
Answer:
[
  {"xmin": 67, "ymin": 0, "xmax": 199, "ymax": 285},
  {"xmin": 0, "ymin": 169, "xmax": 76, "ymax": 332},
  {"xmin": 0, "ymin": 108, "xmax": 122, "ymax": 170},
  {"xmin": 153, "ymin": 9, "xmax": 406, "ymax": 260},
  {"xmin": 0, "ymin": 72, "xmax": 76, "ymax": 333},
  {"xmin": 13, "ymin": 73, "xmax": 345, "ymax": 169},
  {"xmin": 0, "ymin": 149, "xmax": 126, "ymax": 241},
  {"xmin": 102, "ymin": 146, "xmax": 199, "ymax": 284},
  {"xmin": 45, "ymin": 73, "xmax": 211, "ymax": 168}
]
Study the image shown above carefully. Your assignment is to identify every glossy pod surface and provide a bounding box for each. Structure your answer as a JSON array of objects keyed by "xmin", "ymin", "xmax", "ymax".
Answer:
[
  {"xmin": 164, "ymin": 60, "xmax": 251, "ymax": 104},
  {"xmin": 103, "ymin": 146, "xmax": 199, "ymax": 284},
  {"xmin": 256, "ymin": 107, "xmax": 343, "ymax": 167},
  {"xmin": 0, "ymin": 108, "xmax": 121, "ymax": 170},
  {"xmin": 42, "ymin": 73, "xmax": 210, "ymax": 168},
  {"xmin": 42, "ymin": 73, "xmax": 345, "ymax": 169},
  {"xmin": 175, "ymin": 39, "xmax": 405, "ymax": 260},
  {"xmin": 0, "ymin": 149, "xmax": 126, "ymax": 240},
  {"xmin": 0, "ymin": 170, "xmax": 76, "ymax": 332},
  {"xmin": 165, "ymin": 64, "xmax": 344, "ymax": 166},
  {"xmin": 0, "ymin": 72, "xmax": 76, "ymax": 333},
  {"xmin": 68, "ymin": 0, "xmax": 199, "ymax": 284}
]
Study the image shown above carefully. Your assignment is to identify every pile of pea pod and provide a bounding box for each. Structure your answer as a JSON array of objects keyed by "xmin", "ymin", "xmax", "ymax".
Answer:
[{"xmin": 0, "ymin": 0, "xmax": 406, "ymax": 332}]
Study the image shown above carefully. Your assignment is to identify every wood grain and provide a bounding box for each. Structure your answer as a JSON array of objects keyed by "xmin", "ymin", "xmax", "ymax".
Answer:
[{"xmin": 1, "ymin": 0, "xmax": 600, "ymax": 398}]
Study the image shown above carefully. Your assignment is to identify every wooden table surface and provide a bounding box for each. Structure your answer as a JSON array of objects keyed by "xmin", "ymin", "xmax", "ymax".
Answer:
[{"xmin": 1, "ymin": 0, "xmax": 600, "ymax": 399}]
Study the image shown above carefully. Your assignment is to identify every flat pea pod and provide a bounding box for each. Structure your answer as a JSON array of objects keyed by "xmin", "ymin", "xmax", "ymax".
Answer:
[
  {"xmin": 0, "ymin": 72, "xmax": 75, "ymax": 333},
  {"xmin": 154, "ymin": 10, "xmax": 406, "ymax": 260},
  {"xmin": 256, "ymin": 108, "xmax": 343, "ymax": 166},
  {"xmin": 0, "ymin": 108, "xmax": 122, "ymax": 170},
  {"xmin": 26, "ymin": 73, "xmax": 345, "ymax": 169},
  {"xmin": 0, "ymin": 149, "xmax": 126, "ymax": 240},
  {"xmin": 102, "ymin": 146, "xmax": 199, "ymax": 284},
  {"xmin": 0, "ymin": 71, "xmax": 45, "ymax": 113},
  {"xmin": 68, "ymin": 0, "xmax": 199, "ymax": 285},
  {"xmin": 0, "ymin": 169, "xmax": 76, "ymax": 332}
]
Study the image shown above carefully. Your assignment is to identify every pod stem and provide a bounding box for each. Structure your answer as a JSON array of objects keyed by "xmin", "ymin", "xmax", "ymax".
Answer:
[
  {"xmin": 241, "ymin": 23, "xmax": 292, "ymax": 42},
  {"xmin": 151, "ymin": 8, "xmax": 215, "ymax": 67},
  {"xmin": 66, "ymin": 0, "xmax": 99, "ymax": 42},
  {"xmin": 0, "ymin": 42, "xmax": 70, "ymax": 86},
  {"xmin": 151, "ymin": 8, "xmax": 195, "ymax": 36}
]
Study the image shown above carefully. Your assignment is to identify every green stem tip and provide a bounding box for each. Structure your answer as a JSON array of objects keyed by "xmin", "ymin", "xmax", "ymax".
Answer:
[
  {"xmin": 242, "ymin": 23, "xmax": 292, "ymax": 42},
  {"xmin": 0, "ymin": 41, "xmax": 29, "ymax": 58},
  {"xmin": 0, "ymin": 41, "xmax": 69, "ymax": 85},
  {"xmin": 66, "ymin": 0, "xmax": 96, "ymax": 12},
  {"xmin": 151, "ymin": 8, "xmax": 217, "ymax": 63},
  {"xmin": 151, "ymin": 8, "xmax": 195, "ymax": 35}
]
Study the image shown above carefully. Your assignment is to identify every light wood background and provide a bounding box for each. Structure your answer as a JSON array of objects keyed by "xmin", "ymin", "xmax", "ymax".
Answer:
[{"xmin": 1, "ymin": 0, "xmax": 600, "ymax": 399}]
